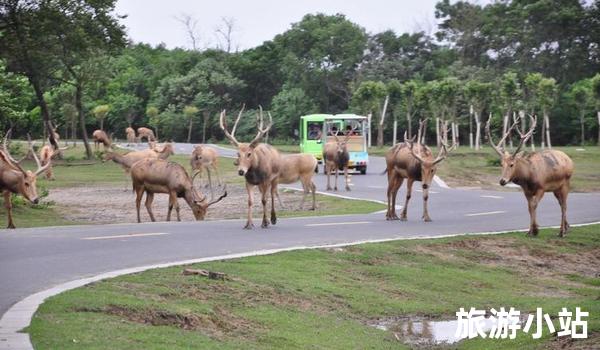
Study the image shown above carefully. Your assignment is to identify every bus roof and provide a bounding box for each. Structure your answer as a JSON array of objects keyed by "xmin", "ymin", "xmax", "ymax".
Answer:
[
  {"xmin": 325, "ymin": 114, "xmax": 367, "ymax": 120},
  {"xmin": 300, "ymin": 113, "xmax": 366, "ymax": 121},
  {"xmin": 300, "ymin": 114, "xmax": 333, "ymax": 121}
]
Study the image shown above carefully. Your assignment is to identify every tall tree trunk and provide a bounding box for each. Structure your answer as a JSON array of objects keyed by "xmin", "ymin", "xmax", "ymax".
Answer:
[
  {"xmin": 502, "ymin": 114, "xmax": 509, "ymax": 148},
  {"xmin": 392, "ymin": 119, "xmax": 397, "ymax": 145},
  {"xmin": 377, "ymin": 96, "xmax": 389, "ymax": 148},
  {"xmin": 597, "ymin": 111, "xmax": 600, "ymax": 146},
  {"xmin": 469, "ymin": 105, "xmax": 473, "ymax": 149},
  {"xmin": 367, "ymin": 113, "xmax": 372, "ymax": 148},
  {"xmin": 545, "ymin": 114, "xmax": 552, "ymax": 149},
  {"xmin": 30, "ymin": 78, "xmax": 59, "ymax": 149},
  {"xmin": 71, "ymin": 118, "xmax": 77, "ymax": 147},
  {"xmin": 187, "ymin": 117, "xmax": 193, "ymax": 143},
  {"xmin": 376, "ymin": 123, "xmax": 384, "ymax": 148},
  {"xmin": 406, "ymin": 111, "xmax": 412, "ymax": 139},
  {"xmin": 100, "ymin": 119, "xmax": 104, "ymax": 131},
  {"xmin": 541, "ymin": 113, "xmax": 546, "ymax": 149},
  {"xmin": 435, "ymin": 117, "xmax": 441, "ymax": 148},
  {"xmin": 202, "ymin": 111, "xmax": 209, "ymax": 144},
  {"xmin": 474, "ymin": 111, "xmax": 481, "ymax": 151},
  {"xmin": 580, "ymin": 111, "xmax": 585, "ymax": 146},
  {"xmin": 529, "ymin": 109, "xmax": 535, "ymax": 151},
  {"xmin": 75, "ymin": 84, "xmax": 92, "ymax": 159}
]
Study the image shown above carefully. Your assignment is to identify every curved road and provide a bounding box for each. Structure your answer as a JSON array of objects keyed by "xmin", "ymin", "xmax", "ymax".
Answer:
[{"xmin": 1, "ymin": 142, "xmax": 599, "ymax": 347}]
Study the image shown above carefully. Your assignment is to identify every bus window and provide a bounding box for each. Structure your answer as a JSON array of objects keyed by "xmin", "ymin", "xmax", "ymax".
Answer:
[{"xmin": 307, "ymin": 122, "xmax": 323, "ymax": 140}]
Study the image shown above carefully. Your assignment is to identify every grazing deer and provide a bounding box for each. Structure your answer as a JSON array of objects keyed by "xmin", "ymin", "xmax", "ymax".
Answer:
[
  {"xmin": 385, "ymin": 119, "xmax": 456, "ymax": 222},
  {"xmin": 125, "ymin": 127, "xmax": 136, "ymax": 144},
  {"xmin": 219, "ymin": 106, "xmax": 281, "ymax": 229},
  {"xmin": 137, "ymin": 127, "xmax": 156, "ymax": 142},
  {"xmin": 486, "ymin": 114, "xmax": 573, "ymax": 237},
  {"xmin": 131, "ymin": 158, "xmax": 226, "ymax": 222},
  {"xmin": 276, "ymin": 154, "xmax": 317, "ymax": 210},
  {"xmin": 323, "ymin": 129, "xmax": 351, "ymax": 191},
  {"xmin": 92, "ymin": 130, "xmax": 112, "ymax": 151},
  {"xmin": 190, "ymin": 145, "xmax": 221, "ymax": 197},
  {"xmin": 0, "ymin": 130, "xmax": 50, "ymax": 228}
]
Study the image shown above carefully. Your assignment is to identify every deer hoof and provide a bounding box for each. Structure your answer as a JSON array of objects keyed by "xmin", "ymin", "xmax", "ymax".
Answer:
[
  {"xmin": 423, "ymin": 217, "xmax": 432, "ymax": 222},
  {"xmin": 345, "ymin": 186, "xmax": 351, "ymax": 191},
  {"xmin": 527, "ymin": 228, "xmax": 539, "ymax": 236},
  {"xmin": 261, "ymin": 220, "xmax": 269, "ymax": 228},
  {"xmin": 271, "ymin": 216, "xmax": 277, "ymax": 225},
  {"xmin": 243, "ymin": 222, "xmax": 254, "ymax": 230},
  {"xmin": 326, "ymin": 186, "xmax": 332, "ymax": 191},
  {"xmin": 7, "ymin": 224, "xmax": 16, "ymax": 229},
  {"xmin": 400, "ymin": 216, "xmax": 407, "ymax": 222}
]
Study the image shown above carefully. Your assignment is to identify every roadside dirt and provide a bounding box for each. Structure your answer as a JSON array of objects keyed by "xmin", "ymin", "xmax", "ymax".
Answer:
[{"xmin": 47, "ymin": 184, "xmax": 315, "ymax": 224}]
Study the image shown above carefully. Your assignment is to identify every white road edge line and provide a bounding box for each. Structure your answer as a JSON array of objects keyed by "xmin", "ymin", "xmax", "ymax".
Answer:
[
  {"xmin": 481, "ymin": 195, "xmax": 504, "ymax": 199},
  {"xmin": 1, "ymin": 221, "xmax": 600, "ymax": 350},
  {"xmin": 82, "ymin": 232, "xmax": 170, "ymax": 240},
  {"xmin": 465, "ymin": 211, "xmax": 506, "ymax": 217},
  {"xmin": 306, "ymin": 221, "xmax": 370, "ymax": 227}
]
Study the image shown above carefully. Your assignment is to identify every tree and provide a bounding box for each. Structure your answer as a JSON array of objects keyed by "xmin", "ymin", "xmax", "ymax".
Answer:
[
  {"xmin": 523, "ymin": 73, "xmax": 544, "ymax": 150},
  {"xmin": 437, "ymin": 77, "xmax": 460, "ymax": 146},
  {"xmin": 175, "ymin": 14, "xmax": 201, "ymax": 51},
  {"xmin": 591, "ymin": 74, "xmax": 600, "ymax": 146},
  {"xmin": 61, "ymin": 103, "xmax": 78, "ymax": 145},
  {"xmin": 0, "ymin": 59, "xmax": 33, "ymax": 131},
  {"xmin": 183, "ymin": 105, "xmax": 199, "ymax": 143},
  {"xmin": 464, "ymin": 80, "xmax": 492, "ymax": 150},
  {"xmin": 498, "ymin": 72, "xmax": 522, "ymax": 149},
  {"xmin": 351, "ymin": 81, "xmax": 387, "ymax": 147},
  {"xmin": 147, "ymin": 106, "xmax": 159, "ymax": 139},
  {"xmin": 399, "ymin": 80, "xmax": 420, "ymax": 139},
  {"xmin": 215, "ymin": 17, "xmax": 237, "ymax": 53},
  {"xmin": 93, "ymin": 105, "xmax": 110, "ymax": 131},
  {"xmin": 270, "ymin": 86, "xmax": 317, "ymax": 140},
  {"xmin": 569, "ymin": 82, "xmax": 591, "ymax": 146},
  {"xmin": 537, "ymin": 77, "xmax": 558, "ymax": 148}
]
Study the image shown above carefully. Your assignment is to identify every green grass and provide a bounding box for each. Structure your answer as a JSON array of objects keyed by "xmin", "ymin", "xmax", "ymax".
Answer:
[{"xmin": 28, "ymin": 225, "xmax": 600, "ymax": 349}]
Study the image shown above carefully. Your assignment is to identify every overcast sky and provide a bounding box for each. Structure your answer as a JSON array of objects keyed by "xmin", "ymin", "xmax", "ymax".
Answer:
[{"xmin": 114, "ymin": 0, "xmax": 452, "ymax": 50}]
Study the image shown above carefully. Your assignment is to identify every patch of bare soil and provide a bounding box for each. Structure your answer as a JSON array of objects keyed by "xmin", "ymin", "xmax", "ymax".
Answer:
[{"xmin": 47, "ymin": 184, "xmax": 316, "ymax": 224}]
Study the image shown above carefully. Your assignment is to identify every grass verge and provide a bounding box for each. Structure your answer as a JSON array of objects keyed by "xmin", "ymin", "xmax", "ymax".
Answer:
[{"xmin": 28, "ymin": 224, "xmax": 599, "ymax": 349}]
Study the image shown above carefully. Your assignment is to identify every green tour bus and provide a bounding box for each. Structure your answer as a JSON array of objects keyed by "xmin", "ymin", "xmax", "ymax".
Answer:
[{"xmin": 299, "ymin": 114, "xmax": 369, "ymax": 174}]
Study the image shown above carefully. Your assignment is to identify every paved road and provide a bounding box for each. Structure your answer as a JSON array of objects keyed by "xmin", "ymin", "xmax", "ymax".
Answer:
[{"xmin": 1, "ymin": 142, "xmax": 599, "ymax": 318}]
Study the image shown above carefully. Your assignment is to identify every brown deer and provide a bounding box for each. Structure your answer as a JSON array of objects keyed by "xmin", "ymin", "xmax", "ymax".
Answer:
[
  {"xmin": 0, "ymin": 130, "xmax": 50, "ymax": 228},
  {"xmin": 131, "ymin": 158, "xmax": 226, "ymax": 222},
  {"xmin": 190, "ymin": 145, "xmax": 221, "ymax": 197},
  {"xmin": 137, "ymin": 127, "xmax": 156, "ymax": 142},
  {"xmin": 92, "ymin": 129, "xmax": 112, "ymax": 151},
  {"xmin": 125, "ymin": 127, "xmax": 136, "ymax": 144},
  {"xmin": 219, "ymin": 106, "xmax": 281, "ymax": 229},
  {"xmin": 486, "ymin": 114, "xmax": 574, "ymax": 237},
  {"xmin": 323, "ymin": 128, "xmax": 352, "ymax": 191},
  {"xmin": 276, "ymin": 154, "xmax": 318, "ymax": 210},
  {"xmin": 30, "ymin": 137, "xmax": 68, "ymax": 181},
  {"xmin": 385, "ymin": 119, "xmax": 456, "ymax": 222}
]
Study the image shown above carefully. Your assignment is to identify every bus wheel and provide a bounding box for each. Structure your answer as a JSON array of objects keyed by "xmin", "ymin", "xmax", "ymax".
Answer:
[{"xmin": 360, "ymin": 166, "xmax": 367, "ymax": 175}]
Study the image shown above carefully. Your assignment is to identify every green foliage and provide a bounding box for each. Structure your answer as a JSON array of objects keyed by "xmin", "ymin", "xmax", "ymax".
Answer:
[
  {"xmin": 270, "ymin": 85, "xmax": 317, "ymax": 139},
  {"xmin": 351, "ymin": 81, "xmax": 387, "ymax": 115}
]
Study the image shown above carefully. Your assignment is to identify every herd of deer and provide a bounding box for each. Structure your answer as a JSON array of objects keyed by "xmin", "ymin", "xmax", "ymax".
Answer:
[{"xmin": 0, "ymin": 111, "xmax": 574, "ymax": 237}]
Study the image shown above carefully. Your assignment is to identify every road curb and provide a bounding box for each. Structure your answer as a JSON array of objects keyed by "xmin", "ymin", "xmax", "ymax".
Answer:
[{"xmin": 2, "ymin": 220, "xmax": 599, "ymax": 349}]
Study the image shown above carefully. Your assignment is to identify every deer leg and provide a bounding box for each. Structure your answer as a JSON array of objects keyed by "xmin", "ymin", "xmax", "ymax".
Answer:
[
  {"xmin": 244, "ymin": 183, "xmax": 255, "ymax": 229},
  {"xmin": 310, "ymin": 180, "xmax": 316, "ymax": 210},
  {"xmin": 391, "ymin": 177, "xmax": 403, "ymax": 220},
  {"xmin": 135, "ymin": 187, "xmax": 144, "ymax": 223},
  {"xmin": 3, "ymin": 191, "xmax": 15, "ymax": 229},
  {"xmin": 259, "ymin": 183, "xmax": 269, "ymax": 228},
  {"xmin": 554, "ymin": 185, "xmax": 569, "ymax": 237},
  {"xmin": 400, "ymin": 179, "xmax": 414, "ymax": 221},
  {"xmin": 344, "ymin": 166, "xmax": 351, "ymax": 191},
  {"xmin": 145, "ymin": 192, "xmax": 156, "ymax": 222},
  {"xmin": 270, "ymin": 180, "xmax": 277, "ymax": 225},
  {"xmin": 526, "ymin": 190, "xmax": 545, "ymax": 236},
  {"xmin": 386, "ymin": 175, "xmax": 402, "ymax": 220},
  {"xmin": 334, "ymin": 167, "xmax": 339, "ymax": 191},
  {"xmin": 422, "ymin": 185, "xmax": 432, "ymax": 222},
  {"xmin": 326, "ymin": 163, "xmax": 332, "ymax": 191},
  {"xmin": 167, "ymin": 192, "xmax": 176, "ymax": 221}
]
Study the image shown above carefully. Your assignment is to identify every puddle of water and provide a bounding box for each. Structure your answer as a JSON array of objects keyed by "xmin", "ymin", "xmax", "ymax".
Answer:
[{"xmin": 370, "ymin": 316, "xmax": 521, "ymax": 345}]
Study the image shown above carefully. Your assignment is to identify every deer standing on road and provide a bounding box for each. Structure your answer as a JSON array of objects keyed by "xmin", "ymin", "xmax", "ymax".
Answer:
[
  {"xmin": 385, "ymin": 119, "xmax": 456, "ymax": 222},
  {"xmin": 137, "ymin": 127, "xmax": 156, "ymax": 142},
  {"xmin": 92, "ymin": 130, "xmax": 112, "ymax": 151},
  {"xmin": 486, "ymin": 114, "xmax": 573, "ymax": 236},
  {"xmin": 125, "ymin": 127, "xmax": 136, "ymax": 144},
  {"xmin": 190, "ymin": 145, "xmax": 221, "ymax": 197},
  {"xmin": 276, "ymin": 154, "xmax": 317, "ymax": 210},
  {"xmin": 0, "ymin": 130, "xmax": 50, "ymax": 228},
  {"xmin": 131, "ymin": 158, "xmax": 226, "ymax": 222},
  {"xmin": 220, "ymin": 106, "xmax": 281, "ymax": 229},
  {"xmin": 323, "ymin": 129, "xmax": 351, "ymax": 191}
]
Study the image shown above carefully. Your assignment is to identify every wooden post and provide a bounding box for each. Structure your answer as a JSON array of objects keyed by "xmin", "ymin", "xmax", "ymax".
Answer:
[
  {"xmin": 435, "ymin": 117, "xmax": 441, "ymax": 148},
  {"xmin": 545, "ymin": 114, "xmax": 552, "ymax": 149},
  {"xmin": 367, "ymin": 113, "xmax": 372, "ymax": 148},
  {"xmin": 469, "ymin": 104, "xmax": 473, "ymax": 149},
  {"xmin": 392, "ymin": 119, "xmax": 397, "ymax": 145}
]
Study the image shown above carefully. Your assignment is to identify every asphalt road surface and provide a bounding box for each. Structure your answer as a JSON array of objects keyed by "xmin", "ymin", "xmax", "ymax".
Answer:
[{"xmin": 1, "ymin": 142, "xmax": 599, "ymax": 318}]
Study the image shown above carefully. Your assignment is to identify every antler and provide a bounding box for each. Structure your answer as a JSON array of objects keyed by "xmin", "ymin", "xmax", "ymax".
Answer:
[
  {"xmin": 486, "ymin": 113, "xmax": 519, "ymax": 157},
  {"xmin": 207, "ymin": 184, "xmax": 227, "ymax": 206},
  {"xmin": 219, "ymin": 104, "xmax": 245, "ymax": 147},
  {"xmin": 432, "ymin": 120, "xmax": 457, "ymax": 165},
  {"xmin": 2, "ymin": 129, "xmax": 29, "ymax": 175},
  {"xmin": 249, "ymin": 105, "xmax": 272, "ymax": 147},
  {"xmin": 27, "ymin": 134, "xmax": 51, "ymax": 176},
  {"xmin": 404, "ymin": 129, "xmax": 425, "ymax": 163},
  {"xmin": 512, "ymin": 113, "xmax": 536, "ymax": 155}
]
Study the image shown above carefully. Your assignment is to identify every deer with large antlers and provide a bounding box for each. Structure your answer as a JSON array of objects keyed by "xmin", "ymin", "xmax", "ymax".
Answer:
[
  {"xmin": 486, "ymin": 114, "xmax": 573, "ymax": 237},
  {"xmin": 323, "ymin": 127, "xmax": 352, "ymax": 191},
  {"xmin": 384, "ymin": 119, "xmax": 456, "ymax": 222},
  {"xmin": 131, "ymin": 158, "xmax": 226, "ymax": 222},
  {"xmin": 220, "ymin": 105, "xmax": 281, "ymax": 229},
  {"xmin": 0, "ymin": 130, "xmax": 50, "ymax": 228},
  {"xmin": 137, "ymin": 127, "xmax": 156, "ymax": 142}
]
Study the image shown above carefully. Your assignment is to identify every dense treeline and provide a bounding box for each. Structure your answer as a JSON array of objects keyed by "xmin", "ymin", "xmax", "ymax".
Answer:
[{"xmin": 1, "ymin": 0, "xmax": 600, "ymax": 158}]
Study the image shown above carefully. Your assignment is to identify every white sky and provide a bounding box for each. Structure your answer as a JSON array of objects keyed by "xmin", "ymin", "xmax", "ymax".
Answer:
[{"xmin": 114, "ymin": 0, "xmax": 450, "ymax": 50}]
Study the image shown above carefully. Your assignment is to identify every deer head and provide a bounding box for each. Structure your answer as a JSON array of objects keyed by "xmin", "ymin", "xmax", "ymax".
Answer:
[{"xmin": 189, "ymin": 172, "xmax": 227, "ymax": 219}]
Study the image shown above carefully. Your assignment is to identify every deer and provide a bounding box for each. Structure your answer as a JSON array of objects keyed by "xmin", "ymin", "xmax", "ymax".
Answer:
[
  {"xmin": 0, "ymin": 130, "xmax": 50, "ymax": 228},
  {"xmin": 190, "ymin": 145, "xmax": 221, "ymax": 197},
  {"xmin": 125, "ymin": 127, "xmax": 136, "ymax": 145},
  {"xmin": 137, "ymin": 127, "xmax": 156, "ymax": 142},
  {"xmin": 486, "ymin": 114, "xmax": 574, "ymax": 237},
  {"xmin": 131, "ymin": 158, "xmax": 226, "ymax": 222},
  {"xmin": 384, "ymin": 119, "xmax": 456, "ymax": 222},
  {"xmin": 27, "ymin": 136, "xmax": 68, "ymax": 181},
  {"xmin": 92, "ymin": 129, "xmax": 113, "ymax": 151},
  {"xmin": 104, "ymin": 144, "xmax": 174, "ymax": 190},
  {"xmin": 323, "ymin": 127, "xmax": 352, "ymax": 191},
  {"xmin": 219, "ymin": 105, "xmax": 281, "ymax": 229},
  {"xmin": 275, "ymin": 153, "xmax": 318, "ymax": 210}
]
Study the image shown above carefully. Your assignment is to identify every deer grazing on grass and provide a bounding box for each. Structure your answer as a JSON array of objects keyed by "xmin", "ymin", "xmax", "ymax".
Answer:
[
  {"xmin": 131, "ymin": 158, "xmax": 226, "ymax": 222},
  {"xmin": 323, "ymin": 128, "xmax": 352, "ymax": 191},
  {"xmin": 190, "ymin": 145, "xmax": 221, "ymax": 197},
  {"xmin": 276, "ymin": 154, "xmax": 317, "ymax": 210},
  {"xmin": 125, "ymin": 127, "xmax": 136, "ymax": 144},
  {"xmin": 137, "ymin": 127, "xmax": 156, "ymax": 142},
  {"xmin": 0, "ymin": 130, "xmax": 50, "ymax": 228},
  {"xmin": 92, "ymin": 130, "xmax": 112, "ymax": 151},
  {"xmin": 385, "ymin": 119, "xmax": 456, "ymax": 222},
  {"xmin": 486, "ymin": 114, "xmax": 573, "ymax": 237},
  {"xmin": 219, "ymin": 106, "xmax": 281, "ymax": 229}
]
